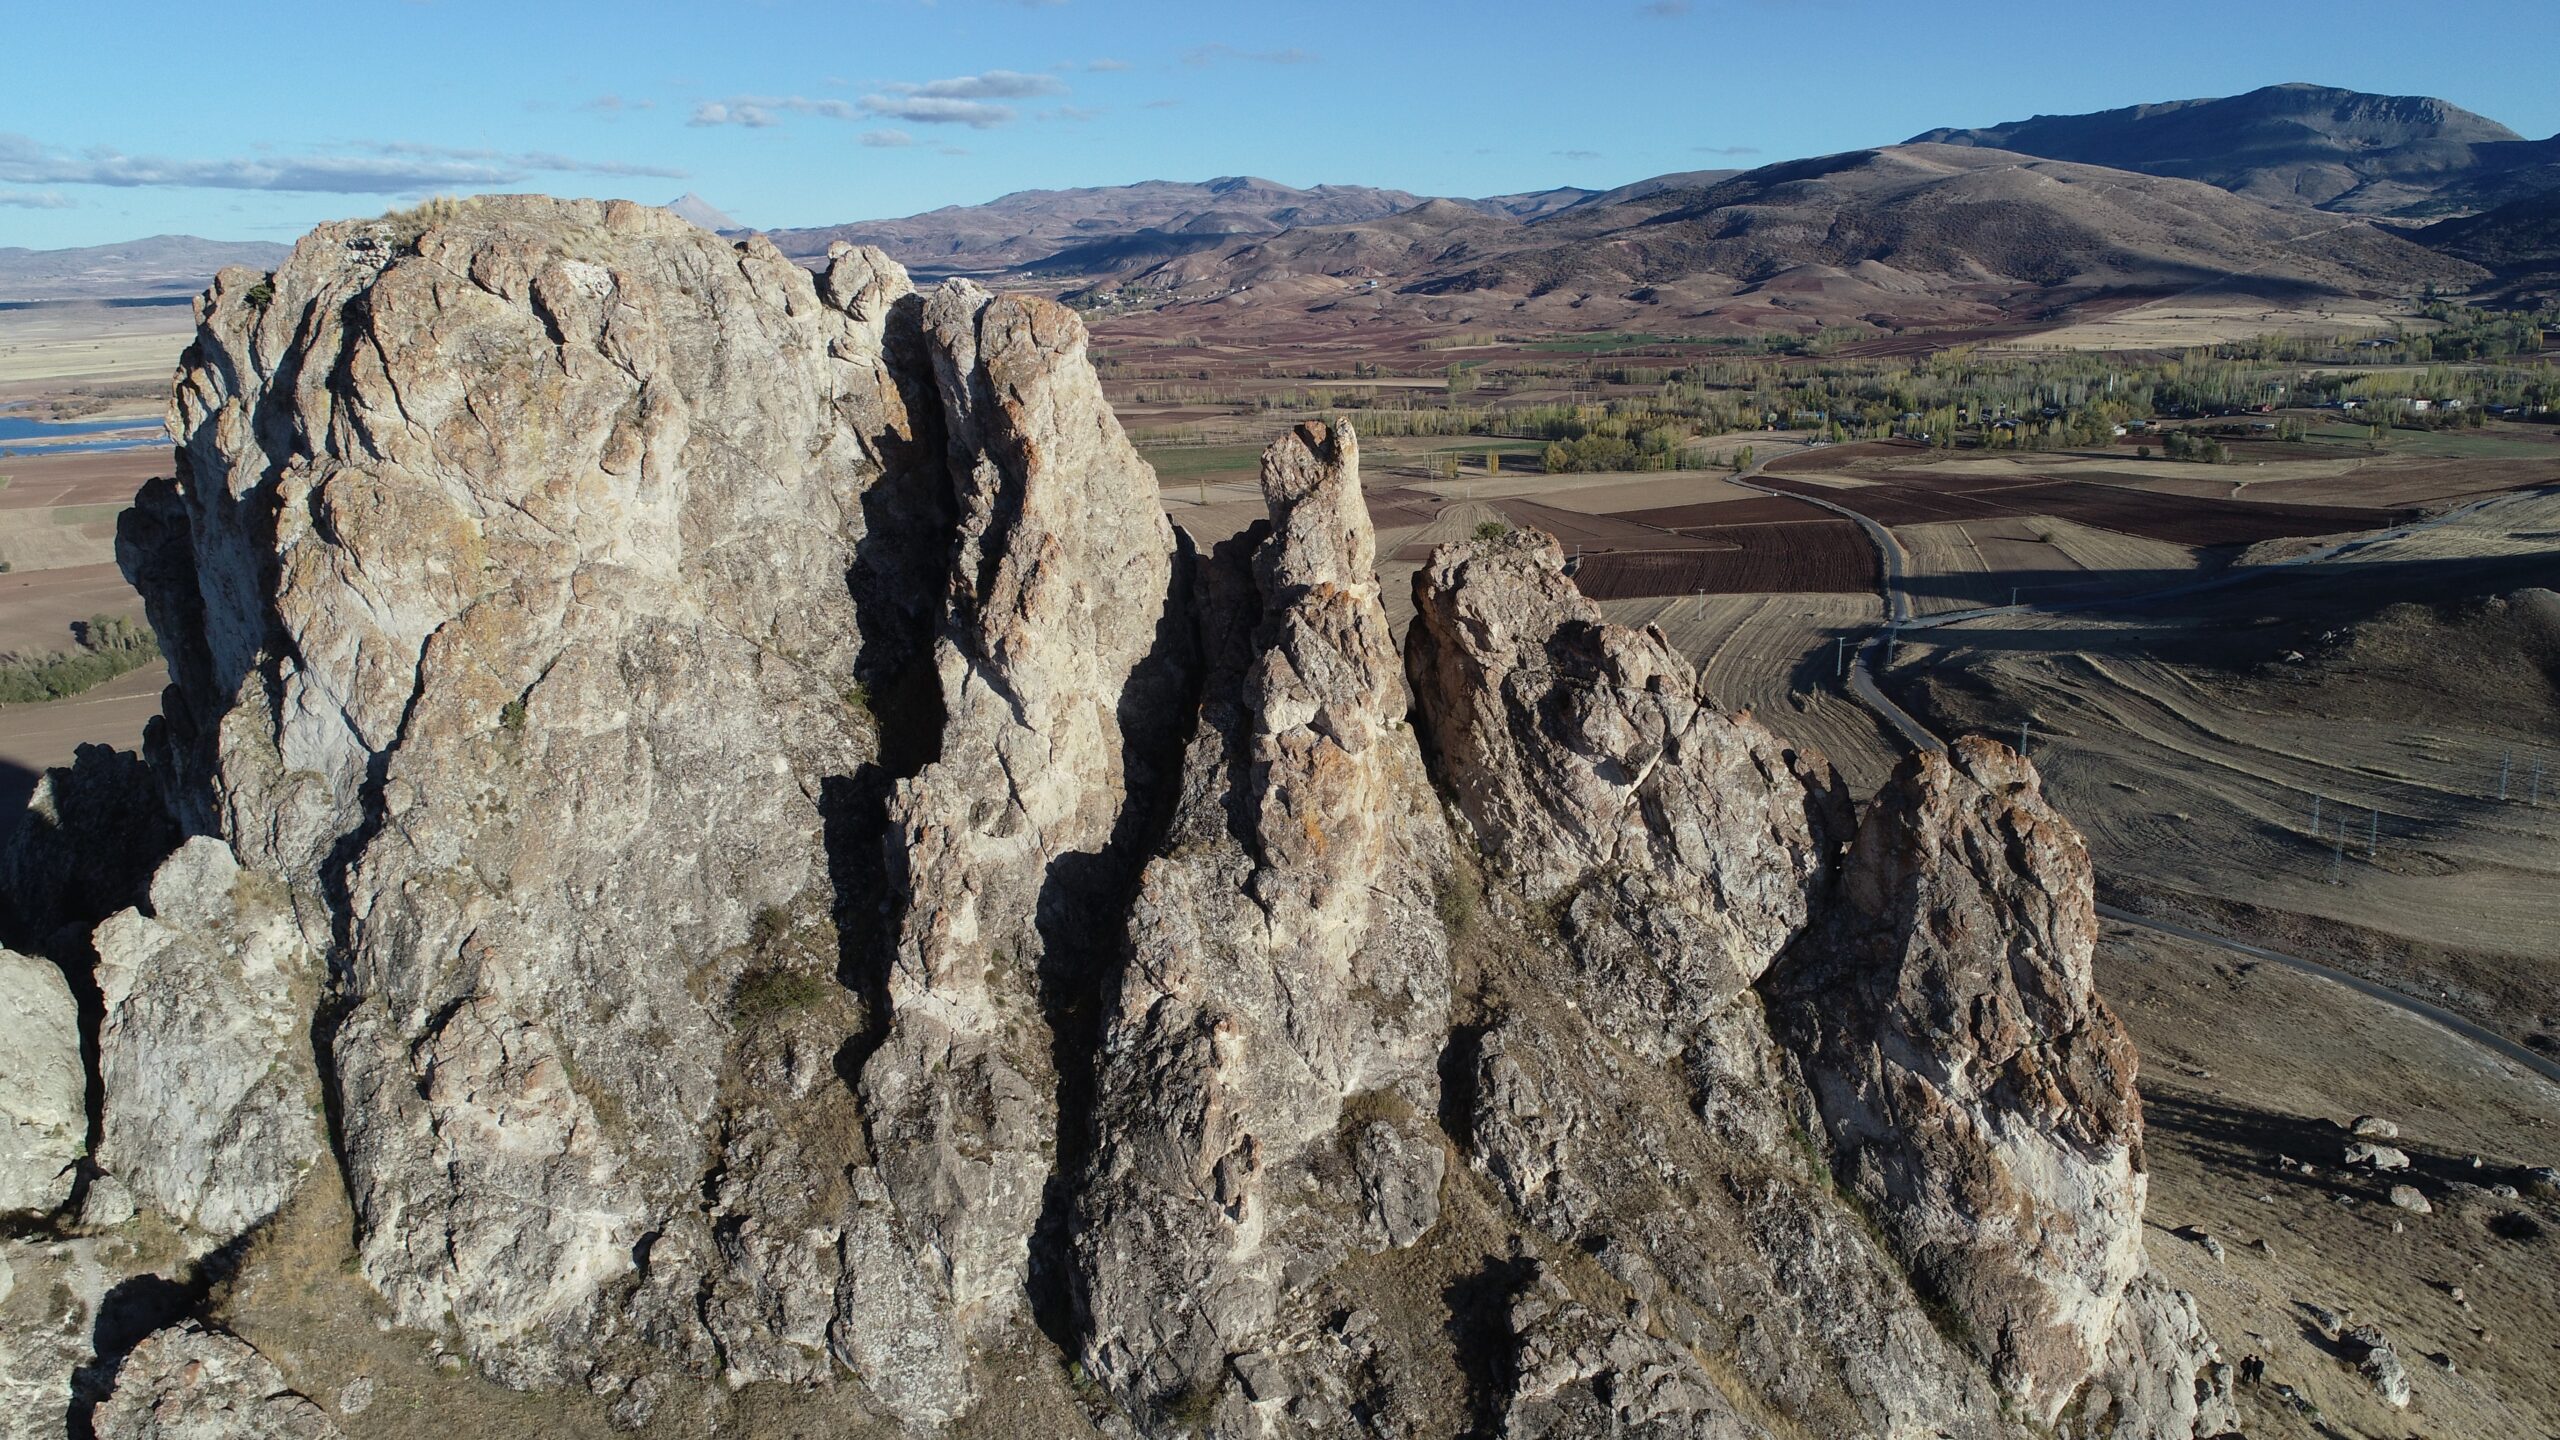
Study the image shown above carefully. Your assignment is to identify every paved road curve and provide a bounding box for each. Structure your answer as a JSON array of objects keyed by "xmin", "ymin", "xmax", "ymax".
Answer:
[{"xmin": 1739, "ymin": 440, "xmax": 2560, "ymax": 1095}]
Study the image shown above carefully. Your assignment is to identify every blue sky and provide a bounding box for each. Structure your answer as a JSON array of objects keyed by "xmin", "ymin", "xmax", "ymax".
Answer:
[{"xmin": 6, "ymin": 0, "xmax": 2558, "ymax": 249}]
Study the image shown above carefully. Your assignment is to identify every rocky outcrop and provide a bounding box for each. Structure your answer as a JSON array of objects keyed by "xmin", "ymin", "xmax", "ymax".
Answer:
[
  {"xmin": 1405, "ymin": 529, "xmax": 1842, "ymax": 1057},
  {"xmin": 90, "ymin": 838, "xmax": 321, "ymax": 1237},
  {"xmin": 143, "ymin": 198, "xmax": 953, "ymax": 1396},
  {"xmin": 1073, "ymin": 422, "xmax": 1451, "ymax": 1427},
  {"xmin": 847, "ymin": 280, "xmax": 1190, "ymax": 1420},
  {"xmin": 92, "ymin": 1323, "xmax": 342, "ymax": 1440},
  {"xmin": 1405, "ymin": 531, "xmax": 2002, "ymax": 1438},
  {"xmin": 22, "ymin": 195, "xmax": 2238, "ymax": 1440},
  {"xmin": 0, "ymin": 948, "xmax": 83, "ymax": 1216},
  {"xmin": 2080, "ymin": 1276, "xmax": 2240, "ymax": 1440},
  {"xmin": 1503, "ymin": 1265, "xmax": 1762, "ymax": 1440},
  {"xmin": 1771, "ymin": 738, "xmax": 2144, "ymax": 1422}
]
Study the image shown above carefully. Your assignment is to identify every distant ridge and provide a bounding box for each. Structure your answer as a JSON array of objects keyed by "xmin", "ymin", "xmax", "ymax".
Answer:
[
  {"xmin": 1910, "ymin": 82, "xmax": 2537, "ymax": 215},
  {"xmin": 0, "ymin": 234, "xmax": 292, "ymax": 302},
  {"xmin": 754, "ymin": 176, "xmax": 1434, "ymax": 276}
]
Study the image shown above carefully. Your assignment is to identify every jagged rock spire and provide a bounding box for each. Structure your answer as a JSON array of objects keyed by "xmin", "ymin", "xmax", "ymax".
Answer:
[{"xmin": 1074, "ymin": 420, "xmax": 1454, "ymax": 1431}]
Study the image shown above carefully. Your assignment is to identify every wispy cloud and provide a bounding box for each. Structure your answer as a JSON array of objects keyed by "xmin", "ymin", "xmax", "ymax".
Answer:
[
  {"xmin": 360, "ymin": 141, "xmax": 683, "ymax": 178},
  {"xmin": 860, "ymin": 129, "xmax": 915, "ymax": 148},
  {"xmin": 582, "ymin": 93, "xmax": 655, "ymax": 113},
  {"xmin": 690, "ymin": 96, "xmax": 860, "ymax": 127},
  {"xmin": 904, "ymin": 69, "xmax": 1065, "ymax": 100},
  {"xmin": 857, "ymin": 95, "xmax": 1016, "ymax": 128},
  {"xmin": 1640, "ymin": 0, "xmax": 1691, "ymax": 15},
  {"xmin": 0, "ymin": 188, "xmax": 73, "ymax": 209},
  {"xmin": 1041, "ymin": 105, "xmax": 1102, "ymax": 122},
  {"xmin": 1692, "ymin": 144, "xmax": 1761, "ymax": 156},
  {"xmin": 1554, "ymin": 149, "xmax": 1603, "ymax": 161},
  {"xmin": 1081, "ymin": 58, "xmax": 1132, "ymax": 72},
  {"xmin": 0, "ymin": 133, "xmax": 681, "ymax": 193},
  {"xmin": 1181, "ymin": 43, "xmax": 1318, "ymax": 66}
]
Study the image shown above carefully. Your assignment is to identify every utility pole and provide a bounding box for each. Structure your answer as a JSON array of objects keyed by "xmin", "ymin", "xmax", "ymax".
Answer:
[
  {"xmin": 2018, "ymin": 719, "xmax": 2030, "ymax": 756},
  {"xmin": 1836, "ymin": 635, "xmax": 1847, "ymax": 678},
  {"xmin": 2368, "ymin": 807, "xmax": 2379, "ymax": 857},
  {"xmin": 2533, "ymin": 759, "xmax": 2545, "ymax": 807},
  {"xmin": 2499, "ymin": 751, "xmax": 2512, "ymax": 801},
  {"xmin": 2311, "ymin": 794, "xmax": 2322, "ymax": 835}
]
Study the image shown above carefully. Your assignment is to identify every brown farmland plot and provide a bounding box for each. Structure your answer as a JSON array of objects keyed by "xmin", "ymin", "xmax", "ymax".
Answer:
[{"xmin": 1570, "ymin": 520, "xmax": 1875, "ymax": 599}]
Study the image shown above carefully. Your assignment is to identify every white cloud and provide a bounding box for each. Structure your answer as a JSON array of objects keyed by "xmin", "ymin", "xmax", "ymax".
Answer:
[
  {"xmin": 0, "ymin": 132, "xmax": 680, "ymax": 193},
  {"xmin": 691, "ymin": 96, "xmax": 866, "ymax": 127},
  {"xmin": 857, "ymin": 95, "xmax": 1015, "ymax": 128},
  {"xmin": 0, "ymin": 188, "xmax": 72, "ymax": 209},
  {"xmin": 908, "ymin": 69, "xmax": 1065, "ymax": 100},
  {"xmin": 860, "ymin": 129, "xmax": 916, "ymax": 148}
]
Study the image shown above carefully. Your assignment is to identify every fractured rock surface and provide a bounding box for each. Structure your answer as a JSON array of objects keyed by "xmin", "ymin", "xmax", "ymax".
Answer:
[
  {"xmin": 93, "ymin": 1323, "xmax": 343, "ymax": 1440},
  {"xmin": 1405, "ymin": 529, "xmax": 1841, "ymax": 1055},
  {"xmin": 92, "ymin": 837, "xmax": 322, "ymax": 1237},
  {"xmin": 1075, "ymin": 421, "xmax": 1451, "ymax": 1422},
  {"xmin": 849, "ymin": 279, "xmax": 1190, "ymax": 1419},
  {"xmin": 1772, "ymin": 737, "xmax": 2145, "ymax": 1420},
  {"xmin": 0, "ymin": 947, "xmax": 83, "ymax": 1215}
]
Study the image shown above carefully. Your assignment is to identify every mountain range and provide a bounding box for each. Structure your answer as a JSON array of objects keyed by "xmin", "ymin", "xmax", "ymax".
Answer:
[{"xmin": 10, "ymin": 84, "xmax": 2559, "ymax": 315}]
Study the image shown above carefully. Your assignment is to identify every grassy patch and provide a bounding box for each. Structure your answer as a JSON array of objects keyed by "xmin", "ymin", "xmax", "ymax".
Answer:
[
  {"xmin": 49, "ymin": 503, "xmax": 124, "ymax": 526},
  {"xmin": 0, "ymin": 613, "xmax": 159, "ymax": 705},
  {"xmin": 729, "ymin": 968, "xmax": 833, "ymax": 1025},
  {"xmin": 1138, "ymin": 443, "xmax": 1267, "ymax": 482}
]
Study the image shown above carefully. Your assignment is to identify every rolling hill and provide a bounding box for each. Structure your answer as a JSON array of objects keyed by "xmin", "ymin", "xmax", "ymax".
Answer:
[{"xmin": 1073, "ymin": 145, "xmax": 2484, "ymax": 331}]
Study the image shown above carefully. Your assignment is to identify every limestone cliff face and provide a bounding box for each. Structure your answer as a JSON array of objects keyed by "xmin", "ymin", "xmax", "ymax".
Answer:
[
  {"xmin": 138, "ymin": 198, "xmax": 952, "ymax": 1396},
  {"xmin": 1405, "ymin": 530, "xmax": 1842, "ymax": 1056},
  {"xmin": 4, "ymin": 197, "xmax": 2235, "ymax": 1440},
  {"xmin": 1771, "ymin": 737, "xmax": 2147, "ymax": 1421},
  {"xmin": 850, "ymin": 278, "xmax": 1191, "ymax": 1417},
  {"xmin": 1074, "ymin": 422, "xmax": 1452, "ymax": 1429}
]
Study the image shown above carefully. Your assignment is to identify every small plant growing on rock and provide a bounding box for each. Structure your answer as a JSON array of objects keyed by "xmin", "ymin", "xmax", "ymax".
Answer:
[
  {"xmin": 498, "ymin": 699, "xmax": 527, "ymax": 733},
  {"xmin": 1473, "ymin": 520, "xmax": 1512, "ymax": 542},
  {"xmin": 730, "ymin": 968, "xmax": 830, "ymax": 1024}
]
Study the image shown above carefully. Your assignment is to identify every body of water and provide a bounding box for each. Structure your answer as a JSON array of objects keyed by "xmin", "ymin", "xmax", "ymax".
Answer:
[{"xmin": 0, "ymin": 413, "xmax": 162, "ymax": 456}]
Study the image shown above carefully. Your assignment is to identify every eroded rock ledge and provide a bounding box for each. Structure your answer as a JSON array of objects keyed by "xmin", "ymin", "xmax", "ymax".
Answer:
[{"xmin": 0, "ymin": 196, "xmax": 2229, "ymax": 1440}]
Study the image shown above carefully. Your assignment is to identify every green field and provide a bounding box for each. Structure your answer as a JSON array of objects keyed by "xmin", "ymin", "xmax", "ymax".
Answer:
[{"xmin": 1137, "ymin": 444, "xmax": 1266, "ymax": 482}]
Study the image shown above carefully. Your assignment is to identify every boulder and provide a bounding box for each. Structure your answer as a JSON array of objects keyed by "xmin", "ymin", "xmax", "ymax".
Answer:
[
  {"xmin": 92, "ymin": 838, "xmax": 322, "ymax": 1236},
  {"xmin": 2345, "ymin": 1142, "xmax": 2412, "ymax": 1171},
  {"xmin": 0, "ymin": 948, "xmax": 83, "ymax": 1215},
  {"xmin": 1503, "ymin": 1266, "xmax": 1761, "ymax": 1439},
  {"xmin": 92, "ymin": 1323, "xmax": 342, "ymax": 1440}
]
